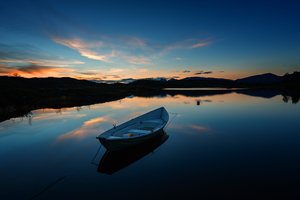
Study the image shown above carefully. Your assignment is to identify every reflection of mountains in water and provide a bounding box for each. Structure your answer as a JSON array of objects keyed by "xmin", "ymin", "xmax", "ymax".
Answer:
[
  {"xmin": 0, "ymin": 88, "xmax": 299, "ymax": 123},
  {"xmin": 98, "ymin": 130, "xmax": 169, "ymax": 175},
  {"xmin": 132, "ymin": 88, "xmax": 300, "ymax": 103}
]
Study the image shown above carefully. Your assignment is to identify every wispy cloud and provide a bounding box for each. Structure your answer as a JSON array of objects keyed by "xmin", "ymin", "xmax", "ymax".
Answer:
[
  {"xmin": 0, "ymin": 36, "xmax": 216, "ymax": 79},
  {"xmin": 190, "ymin": 41, "xmax": 211, "ymax": 49},
  {"xmin": 0, "ymin": 42, "xmax": 84, "ymax": 77},
  {"xmin": 124, "ymin": 37, "xmax": 146, "ymax": 47},
  {"xmin": 161, "ymin": 38, "xmax": 212, "ymax": 55},
  {"xmin": 0, "ymin": 43, "xmax": 84, "ymax": 65},
  {"xmin": 0, "ymin": 59, "xmax": 84, "ymax": 67},
  {"xmin": 108, "ymin": 68, "xmax": 125, "ymax": 73},
  {"xmin": 189, "ymin": 124, "xmax": 211, "ymax": 133},
  {"xmin": 178, "ymin": 69, "xmax": 215, "ymax": 76},
  {"xmin": 106, "ymin": 74, "xmax": 121, "ymax": 79},
  {"xmin": 52, "ymin": 37, "xmax": 115, "ymax": 62},
  {"xmin": 52, "ymin": 35, "xmax": 212, "ymax": 65},
  {"xmin": 194, "ymin": 71, "xmax": 213, "ymax": 75},
  {"xmin": 0, "ymin": 64, "xmax": 74, "ymax": 77},
  {"xmin": 125, "ymin": 55, "xmax": 151, "ymax": 65}
]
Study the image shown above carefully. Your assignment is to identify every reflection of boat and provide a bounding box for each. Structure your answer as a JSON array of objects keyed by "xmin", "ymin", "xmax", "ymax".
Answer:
[
  {"xmin": 98, "ymin": 130, "xmax": 169, "ymax": 174},
  {"xmin": 96, "ymin": 107, "xmax": 169, "ymax": 151}
]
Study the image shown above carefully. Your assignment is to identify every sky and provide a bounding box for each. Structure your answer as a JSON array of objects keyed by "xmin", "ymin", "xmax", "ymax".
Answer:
[{"xmin": 0, "ymin": 0, "xmax": 299, "ymax": 80}]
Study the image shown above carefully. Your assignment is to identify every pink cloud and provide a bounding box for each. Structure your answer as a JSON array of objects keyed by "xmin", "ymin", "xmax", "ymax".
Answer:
[
  {"xmin": 52, "ymin": 37, "xmax": 114, "ymax": 62},
  {"xmin": 190, "ymin": 41, "xmax": 211, "ymax": 48}
]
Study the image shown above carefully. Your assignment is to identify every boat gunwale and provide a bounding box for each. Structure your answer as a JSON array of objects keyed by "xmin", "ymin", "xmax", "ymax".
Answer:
[{"xmin": 99, "ymin": 124, "xmax": 166, "ymax": 141}]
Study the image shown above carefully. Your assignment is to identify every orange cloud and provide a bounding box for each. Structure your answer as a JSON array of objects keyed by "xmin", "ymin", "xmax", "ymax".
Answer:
[{"xmin": 0, "ymin": 64, "xmax": 74, "ymax": 78}]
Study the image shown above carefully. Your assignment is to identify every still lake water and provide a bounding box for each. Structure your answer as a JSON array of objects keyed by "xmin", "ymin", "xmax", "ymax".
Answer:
[{"xmin": 1, "ymin": 92, "xmax": 300, "ymax": 199}]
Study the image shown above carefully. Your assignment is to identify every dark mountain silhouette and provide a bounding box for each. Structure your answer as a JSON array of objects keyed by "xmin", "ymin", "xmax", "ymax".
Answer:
[
  {"xmin": 91, "ymin": 72, "xmax": 299, "ymax": 89},
  {"xmin": 235, "ymin": 73, "xmax": 282, "ymax": 84},
  {"xmin": 130, "ymin": 77, "xmax": 235, "ymax": 88},
  {"xmin": 0, "ymin": 76, "xmax": 101, "ymax": 89},
  {"xmin": 181, "ymin": 76, "xmax": 231, "ymax": 82},
  {"xmin": 129, "ymin": 72, "xmax": 300, "ymax": 89},
  {"xmin": 236, "ymin": 89, "xmax": 280, "ymax": 98},
  {"xmin": 0, "ymin": 76, "xmax": 131, "ymax": 122}
]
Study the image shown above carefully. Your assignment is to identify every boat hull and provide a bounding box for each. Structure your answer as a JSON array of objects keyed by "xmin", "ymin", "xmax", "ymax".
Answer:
[
  {"xmin": 98, "ymin": 131, "xmax": 168, "ymax": 174},
  {"xmin": 99, "ymin": 128, "xmax": 165, "ymax": 151}
]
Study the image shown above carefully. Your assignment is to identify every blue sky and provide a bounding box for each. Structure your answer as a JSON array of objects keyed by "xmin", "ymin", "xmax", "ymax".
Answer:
[{"xmin": 0, "ymin": 0, "xmax": 299, "ymax": 80}]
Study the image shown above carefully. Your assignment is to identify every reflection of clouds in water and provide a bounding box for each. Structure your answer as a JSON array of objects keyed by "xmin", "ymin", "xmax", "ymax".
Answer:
[
  {"xmin": 0, "ymin": 113, "xmax": 86, "ymax": 130},
  {"xmin": 0, "ymin": 117, "xmax": 27, "ymax": 130},
  {"xmin": 90, "ymin": 97, "xmax": 157, "ymax": 111},
  {"xmin": 32, "ymin": 113, "xmax": 87, "ymax": 121},
  {"xmin": 88, "ymin": 94, "xmax": 242, "ymax": 113},
  {"xmin": 1, "ymin": 93, "xmax": 256, "ymax": 133},
  {"xmin": 29, "ymin": 107, "xmax": 88, "ymax": 122},
  {"xmin": 107, "ymin": 101, "xmax": 127, "ymax": 110},
  {"xmin": 111, "ymin": 95, "xmax": 222, "ymax": 108},
  {"xmin": 189, "ymin": 125, "xmax": 211, "ymax": 133},
  {"xmin": 127, "ymin": 111, "xmax": 143, "ymax": 119},
  {"xmin": 83, "ymin": 117, "xmax": 107, "ymax": 126},
  {"xmin": 201, "ymin": 99, "xmax": 213, "ymax": 103},
  {"xmin": 34, "ymin": 108, "xmax": 72, "ymax": 114},
  {"xmin": 112, "ymin": 97, "xmax": 152, "ymax": 108},
  {"xmin": 58, "ymin": 116, "xmax": 110, "ymax": 140},
  {"xmin": 1, "ymin": 107, "xmax": 88, "ymax": 129},
  {"xmin": 168, "ymin": 123, "xmax": 211, "ymax": 135}
]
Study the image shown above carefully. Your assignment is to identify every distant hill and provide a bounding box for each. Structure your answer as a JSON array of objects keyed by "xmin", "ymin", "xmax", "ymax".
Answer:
[
  {"xmin": 0, "ymin": 75, "xmax": 130, "ymax": 107},
  {"xmin": 129, "ymin": 72, "xmax": 300, "ymax": 88},
  {"xmin": 235, "ymin": 73, "xmax": 282, "ymax": 84},
  {"xmin": 1, "ymin": 71, "xmax": 299, "ymax": 92},
  {"xmin": 0, "ymin": 76, "xmax": 130, "ymax": 122},
  {"xmin": 91, "ymin": 78, "xmax": 136, "ymax": 84},
  {"xmin": 130, "ymin": 76, "xmax": 235, "ymax": 88},
  {"xmin": 181, "ymin": 76, "xmax": 231, "ymax": 82},
  {"xmin": 0, "ymin": 76, "xmax": 102, "ymax": 90}
]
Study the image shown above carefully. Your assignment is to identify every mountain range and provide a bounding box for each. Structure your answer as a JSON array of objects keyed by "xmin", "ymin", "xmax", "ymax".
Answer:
[
  {"xmin": 0, "ymin": 72, "xmax": 299, "ymax": 89},
  {"xmin": 131, "ymin": 72, "xmax": 300, "ymax": 88}
]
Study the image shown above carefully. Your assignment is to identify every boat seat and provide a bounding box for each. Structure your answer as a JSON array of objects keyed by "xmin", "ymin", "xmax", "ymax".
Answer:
[
  {"xmin": 107, "ymin": 136, "xmax": 121, "ymax": 139},
  {"xmin": 142, "ymin": 119, "xmax": 164, "ymax": 124},
  {"xmin": 127, "ymin": 129, "xmax": 152, "ymax": 134},
  {"xmin": 122, "ymin": 129, "xmax": 150, "ymax": 138}
]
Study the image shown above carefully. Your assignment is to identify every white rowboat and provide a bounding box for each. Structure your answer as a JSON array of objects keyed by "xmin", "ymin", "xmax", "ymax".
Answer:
[{"xmin": 96, "ymin": 107, "xmax": 169, "ymax": 151}]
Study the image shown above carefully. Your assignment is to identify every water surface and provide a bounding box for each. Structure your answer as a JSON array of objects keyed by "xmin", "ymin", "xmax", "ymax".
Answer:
[{"xmin": 1, "ymin": 92, "xmax": 300, "ymax": 199}]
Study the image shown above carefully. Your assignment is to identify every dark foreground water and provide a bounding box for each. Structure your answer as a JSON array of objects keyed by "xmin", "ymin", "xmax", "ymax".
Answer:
[{"xmin": 1, "ymin": 92, "xmax": 300, "ymax": 199}]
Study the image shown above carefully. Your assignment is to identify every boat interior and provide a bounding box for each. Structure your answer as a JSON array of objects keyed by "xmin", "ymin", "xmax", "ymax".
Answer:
[{"xmin": 108, "ymin": 119, "xmax": 165, "ymax": 139}]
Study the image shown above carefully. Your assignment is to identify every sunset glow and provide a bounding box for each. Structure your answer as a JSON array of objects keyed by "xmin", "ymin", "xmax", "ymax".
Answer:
[{"xmin": 1, "ymin": 0, "xmax": 299, "ymax": 81}]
